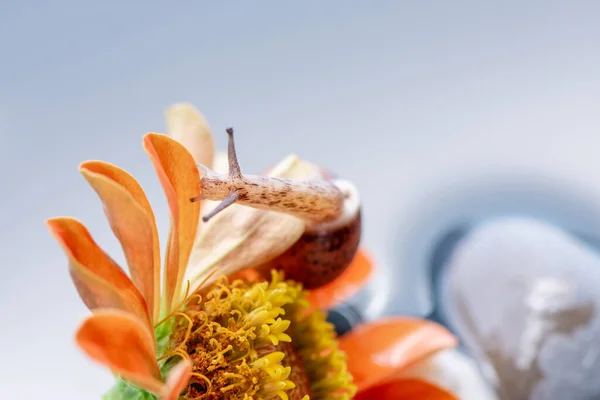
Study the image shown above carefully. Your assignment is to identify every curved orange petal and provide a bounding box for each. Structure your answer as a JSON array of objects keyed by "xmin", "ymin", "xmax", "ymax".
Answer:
[
  {"xmin": 76, "ymin": 309, "xmax": 163, "ymax": 394},
  {"xmin": 355, "ymin": 378, "xmax": 457, "ymax": 400},
  {"xmin": 143, "ymin": 133, "xmax": 201, "ymax": 312},
  {"xmin": 338, "ymin": 317, "xmax": 458, "ymax": 392},
  {"xmin": 160, "ymin": 359, "xmax": 193, "ymax": 400},
  {"xmin": 306, "ymin": 248, "xmax": 374, "ymax": 310},
  {"xmin": 80, "ymin": 161, "xmax": 161, "ymax": 323},
  {"xmin": 46, "ymin": 217, "xmax": 151, "ymax": 329}
]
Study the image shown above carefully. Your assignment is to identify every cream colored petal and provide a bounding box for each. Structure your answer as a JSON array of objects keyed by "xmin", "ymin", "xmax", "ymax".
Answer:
[
  {"xmin": 165, "ymin": 103, "xmax": 215, "ymax": 169},
  {"xmin": 184, "ymin": 154, "xmax": 321, "ymax": 293},
  {"xmin": 398, "ymin": 348, "xmax": 499, "ymax": 400},
  {"xmin": 211, "ymin": 151, "xmax": 229, "ymax": 174}
]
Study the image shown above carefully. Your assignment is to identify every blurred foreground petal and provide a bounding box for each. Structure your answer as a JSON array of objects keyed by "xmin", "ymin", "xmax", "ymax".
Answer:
[
  {"xmin": 160, "ymin": 359, "xmax": 193, "ymax": 400},
  {"xmin": 339, "ymin": 317, "xmax": 458, "ymax": 392},
  {"xmin": 400, "ymin": 348, "xmax": 499, "ymax": 400},
  {"xmin": 355, "ymin": 378, "xmax": 457, "ymax": 400}
]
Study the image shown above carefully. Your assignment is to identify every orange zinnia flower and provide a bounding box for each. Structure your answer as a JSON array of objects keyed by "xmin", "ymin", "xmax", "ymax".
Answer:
[{"xmin": 47, "ymin": 104, "xmax": 458, "ymax": 399}]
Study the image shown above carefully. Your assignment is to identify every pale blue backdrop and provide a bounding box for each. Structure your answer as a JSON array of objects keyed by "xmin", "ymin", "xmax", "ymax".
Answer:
[{"xmin": 2, "ymin": 1, "xmax": 600, "ymax": 398}]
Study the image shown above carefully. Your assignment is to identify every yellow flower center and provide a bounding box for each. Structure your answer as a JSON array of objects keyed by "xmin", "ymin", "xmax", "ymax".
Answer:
[{"xmin": 161, "ymin": 270, "xmax": 356, "ymax": 400}]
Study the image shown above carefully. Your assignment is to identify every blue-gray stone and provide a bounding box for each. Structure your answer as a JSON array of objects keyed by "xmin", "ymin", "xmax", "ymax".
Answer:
[{"xmin": 443, "ymin": 218, "xmax": 600, "ymax": 400}]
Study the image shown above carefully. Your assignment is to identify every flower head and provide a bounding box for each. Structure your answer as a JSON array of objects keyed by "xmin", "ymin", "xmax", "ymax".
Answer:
[{"xmin": 47, "ymin": 103, "xmax": 460, "ymax": 399}]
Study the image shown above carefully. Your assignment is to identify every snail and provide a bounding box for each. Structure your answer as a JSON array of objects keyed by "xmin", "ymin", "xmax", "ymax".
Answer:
[{"xmin": 190, "ymin": 128, "xmax": 361, "ymax": 289}]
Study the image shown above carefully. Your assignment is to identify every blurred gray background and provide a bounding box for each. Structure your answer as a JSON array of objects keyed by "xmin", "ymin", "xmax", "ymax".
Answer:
[{"xmin": 2, "ymin": 1, "xmax": 600, "ymax": 398}]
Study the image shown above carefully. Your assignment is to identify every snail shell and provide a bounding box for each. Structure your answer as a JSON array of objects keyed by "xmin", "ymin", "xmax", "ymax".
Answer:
[{"xmin": 262, "ymin": 176, "xmax": 362, "ymax": 289}]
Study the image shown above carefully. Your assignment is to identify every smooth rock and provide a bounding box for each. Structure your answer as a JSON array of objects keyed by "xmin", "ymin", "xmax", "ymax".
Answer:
[{"xmin": 443, "ymin": 218, "xmax": 600, "ymax": 400}]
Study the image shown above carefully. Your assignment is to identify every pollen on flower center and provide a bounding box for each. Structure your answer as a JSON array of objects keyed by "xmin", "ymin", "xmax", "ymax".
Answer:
[{"xmin": 161, "ymin": 270, "xmax": 356, "ymax": 400}]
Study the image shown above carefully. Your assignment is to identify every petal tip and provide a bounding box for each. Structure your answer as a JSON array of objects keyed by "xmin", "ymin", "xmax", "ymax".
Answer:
[
  {"xmin": 45, "ymin": 216, "xmax": 60, "ymax": 227},
  {"xmin": 165, "ymin": 102, "xmax": 201, "ymax": 116},
  {"xmin": 143, "ymin": 131, "xmax": 164, "ymax": 141},
  {"xmin": 78, "ymin": 160, "xmax": 94, "ymax": 171},
  {"xmin": 164, "ymin": 103, "xmax": 210, "ymax": 131},
  {"xmin": 45, "ymin": 216, "xmax": 81, "ymax": 234}
]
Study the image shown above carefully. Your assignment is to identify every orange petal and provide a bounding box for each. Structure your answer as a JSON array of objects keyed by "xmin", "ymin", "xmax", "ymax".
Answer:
[
  {"xmin": 143, "ymin": 133, "xmax": 201, "ymax": 311},
  {"xmin": 76, "ymin": 309, "xmax": 163, "ymax": 394},
  {"xmin": 338, "ymin": 317, "xmax": 458, "ymax": 392},
  {"xmin": 355, "ymin": 378, "xmax": 457, "ymax": 400},
  {"xmin": 46, "ymin": 217, "xmax": 151, "ymax": 329},
  {"xmin": 160, "ymin": 359, "xmax": 193, "ymax": 400},
  {"xmin": 80, "ymin": 161, "xmax": 161, "ymax": 323},
  {"xmin": 306, "ymin": 248, "xmax": 374, "ymax": 310}
]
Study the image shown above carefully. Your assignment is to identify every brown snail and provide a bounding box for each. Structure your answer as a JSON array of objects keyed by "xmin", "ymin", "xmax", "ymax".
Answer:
[{"xmin": 190, "ymin": 128, "xmax": 362, "ymax": 289}]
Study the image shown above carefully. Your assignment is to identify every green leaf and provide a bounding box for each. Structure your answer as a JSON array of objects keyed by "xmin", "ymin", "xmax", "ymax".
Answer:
[
  {"xmin": 155, "ymin": 318, "xmax": 174, "ymax": 359},
  {"xmin": 102, "ymin": 378, "xmax": 157, "ymax": 400}
]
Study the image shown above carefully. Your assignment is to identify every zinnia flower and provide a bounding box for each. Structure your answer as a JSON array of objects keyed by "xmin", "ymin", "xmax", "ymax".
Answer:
[{"xmin": 47, "ymin": 104, "xmax": 459, "ymax": 399}]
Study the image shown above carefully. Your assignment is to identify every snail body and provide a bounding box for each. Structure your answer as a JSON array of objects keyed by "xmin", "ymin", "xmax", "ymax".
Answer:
[{"xmin": 192, "ymin": 128, "xmax": 362, "ymax": 289}]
